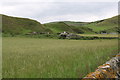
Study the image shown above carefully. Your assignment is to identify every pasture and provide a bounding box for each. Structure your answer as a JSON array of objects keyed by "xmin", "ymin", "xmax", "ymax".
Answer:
[
  {"xmin": 78, "ymin": 34, "xmax": 118, "ymax": 37},
  {"xmin": 2, "ymin": 37, "xmax": 118, "ymax": 78}
]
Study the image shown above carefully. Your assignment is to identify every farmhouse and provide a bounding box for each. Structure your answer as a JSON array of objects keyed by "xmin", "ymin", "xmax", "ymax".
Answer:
[{"xmin": 59, "ymin": 31, "xmax": 82, "ymax": 39}]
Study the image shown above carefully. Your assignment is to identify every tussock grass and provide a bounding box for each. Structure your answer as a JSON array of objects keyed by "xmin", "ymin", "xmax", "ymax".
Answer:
[{"xmin": 3, "ymin": 37, "xmax": 118, "ymax": 78}]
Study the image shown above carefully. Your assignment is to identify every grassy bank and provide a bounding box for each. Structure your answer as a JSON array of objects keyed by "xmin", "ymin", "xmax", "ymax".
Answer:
[{"xmin": 2, "ymin": 37, "xmax": 118, "ymax": 78}]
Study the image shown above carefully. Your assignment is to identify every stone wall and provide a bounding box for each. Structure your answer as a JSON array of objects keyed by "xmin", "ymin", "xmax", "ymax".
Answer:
[{"xmin": 83, "ymin": 53, "xmax": 120, "ymax": 79}]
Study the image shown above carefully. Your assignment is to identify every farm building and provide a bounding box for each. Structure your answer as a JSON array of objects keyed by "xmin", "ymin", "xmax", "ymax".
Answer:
[{"xmin": 59, "ymin": 31, "xmax": 82, "ymax": 39}]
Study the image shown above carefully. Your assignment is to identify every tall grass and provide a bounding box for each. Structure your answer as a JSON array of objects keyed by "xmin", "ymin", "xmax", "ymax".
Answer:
[{"xmin": 2, "ymin": 37, "xmax": 118, "ymax": 78}]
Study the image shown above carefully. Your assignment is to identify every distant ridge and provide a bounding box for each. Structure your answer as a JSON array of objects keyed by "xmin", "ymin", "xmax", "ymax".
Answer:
[
  {"xmin": 44, "ymin": 16, "xmax": 118, "ymax": 34},
  {"xmin": 1, "ymin": 14, "xmax": 119, "ymax": 35}
]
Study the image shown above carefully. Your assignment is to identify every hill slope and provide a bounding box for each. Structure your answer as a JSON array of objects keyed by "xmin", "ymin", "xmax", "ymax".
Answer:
[
  {"xmin": 44, "ymin": 22, "xmax": 95, "ymax": 34},
  {"xmin": 83, "ymin": 16, "xmax": 118, "ymax": 33},
  {"xmin": 2, "ymin": 14, "xmax": 48, "ymax": 35},
  {"xmin": 1, "ymin": 14, "xmax": 118, "ymax": 35},
  {"xmin": 44, "ymin": 16, "xmax": 118, "ymax": 34}
]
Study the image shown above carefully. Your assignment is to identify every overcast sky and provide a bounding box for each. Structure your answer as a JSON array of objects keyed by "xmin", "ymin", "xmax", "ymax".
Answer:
[{"xmin": 0, "ymin": 0, "xmax": 119, "ymax": 23}]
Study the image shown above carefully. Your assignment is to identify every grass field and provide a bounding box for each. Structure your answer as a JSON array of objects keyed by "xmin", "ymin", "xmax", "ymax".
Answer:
[
  {"xmin": 78, "ymin": 34, "xmax": 118, "ymax": 37},
  {"xmin": 2, "ymin": 37, "xmax": 118, "ymax": 78}
]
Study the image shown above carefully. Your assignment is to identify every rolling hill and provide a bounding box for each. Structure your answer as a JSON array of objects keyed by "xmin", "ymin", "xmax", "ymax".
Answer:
[
  {"xmin": 43, "ymin": 21, "xmax": 95, "ymax": 34},
  {"xmin": 1, "ymin": 14, "xmax": 119, "ymax": 36},
  {"xmin": 83, "ymin": 16, "xmax": 118, "ymax": 33},
  {"xmin": 44, "ymin": 16, "xmax": 118, "ymax": 34},
  {"xmin": 2, "ymin": 14, "xmax": 50, "ymax": 35}
]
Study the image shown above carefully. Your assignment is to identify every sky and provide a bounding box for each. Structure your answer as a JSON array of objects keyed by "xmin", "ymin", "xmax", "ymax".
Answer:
[{"xmin": 0, "ymin": 0, "xmax": 119, "ymax": 23}]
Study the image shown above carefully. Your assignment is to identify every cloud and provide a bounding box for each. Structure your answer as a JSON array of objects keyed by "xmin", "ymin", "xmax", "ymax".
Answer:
[{"xmin": 0, "ymin": 1, "xmax": 118, "ymax": 23}]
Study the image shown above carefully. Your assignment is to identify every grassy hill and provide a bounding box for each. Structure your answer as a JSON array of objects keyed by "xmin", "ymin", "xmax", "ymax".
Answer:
[
  {"xmin": 44, "ymin": 22, "xmax": 75, "ymax": 33},
  {"xmin": 83, "ymin": 16, "xmax": 118, "ymax": 33},
  {"xmin": 44, "ymin": 16, "xmax": 118, "ymax": 34},
  {"xmin": 2, "ymin": 14, "xmax": 49, "ymax": 35},
  {"xmin": 44, "ymin": 22, "xmax": 95, "ymax": 34},
  {"xmin": 1, "ymin": 14, "xmax": 118, "ymax": 36}
]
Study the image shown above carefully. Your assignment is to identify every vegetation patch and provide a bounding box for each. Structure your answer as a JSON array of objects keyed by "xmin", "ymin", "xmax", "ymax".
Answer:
[{"xmin": 3, "ymin": 37, "xmax": 118, "ymax": 78}]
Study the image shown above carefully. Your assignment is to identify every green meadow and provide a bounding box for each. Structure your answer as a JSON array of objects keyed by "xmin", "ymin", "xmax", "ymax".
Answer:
[
  {"xmin": 78, "ymin": 34, "xmax": 118, "ymax": 37},
  {"xmin": 2, "ymin": 37, "xmax": 118, "ymax": 78}
]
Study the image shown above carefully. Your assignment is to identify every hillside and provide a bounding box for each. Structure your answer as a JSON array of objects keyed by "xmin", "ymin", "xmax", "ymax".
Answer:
[
  {"xmin": 43, "ymin": 22, "xmax": 95, "ymax": 34},
  {"xmin": 44, "ymin": 16, "xmax": 118, "ymax": 34},
  {"xmin": 2, "ymin": 14, "xmax": 49, "ymax": 35},
  {"xmin": 1, "ymin": 14, "xmax": 119, "ymax": 35},
  {"xmin": 83, "ymin": 16, "xmax": 118, "ymax": 33}
]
